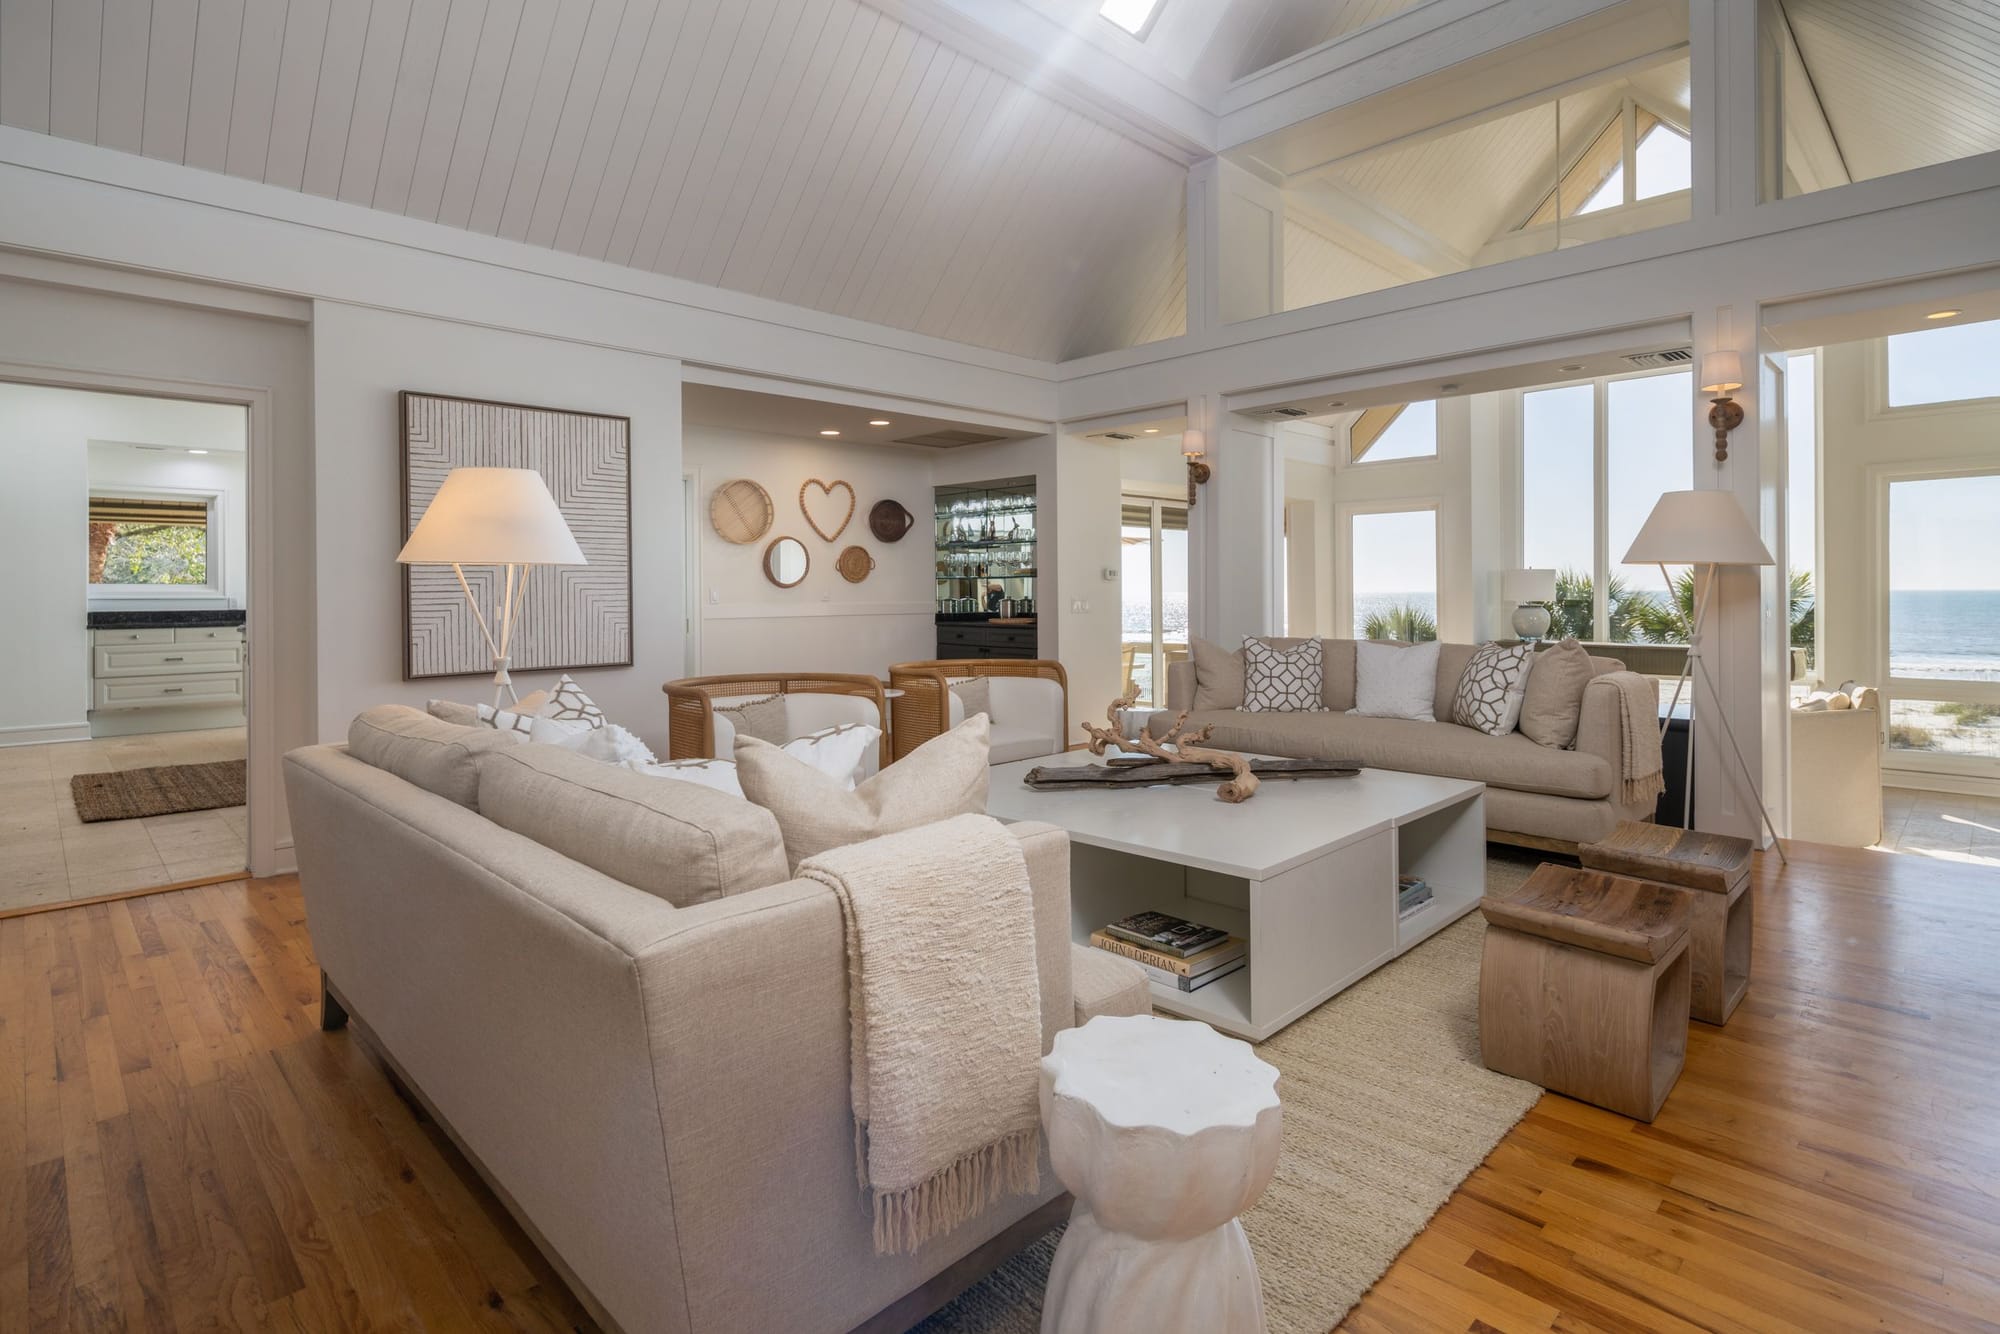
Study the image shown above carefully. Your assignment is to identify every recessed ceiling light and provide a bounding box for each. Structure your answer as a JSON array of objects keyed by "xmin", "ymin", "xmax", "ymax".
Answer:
[
  {"xmin": 868, "ymin": 419, "xmax": 891, "ymax": 426},
  {"xmin": 1328, "ymin": 401, "xmax": 1345, "ymax": 408},
  {"xmin": 1143, "ymin": 427, "xmax": 1159, "ymax": 434},
  {"xmin": 1440, "ymin": 383, "xmax": 1460, "ymax": 393},
  {"xmin": 1559, "ymin": 364, "xmax": 1585, "ymax": 373},
  {"xmin": 1926, "ymin": 309, "xmax": 1963, "ymax": 320},
  {"xmin": 820, "ymin": 429, "xmax": 840, "ymax": 436},
  {"xmin": 187, "ymin": 449, "xmax": 210, "ymax": 455}
]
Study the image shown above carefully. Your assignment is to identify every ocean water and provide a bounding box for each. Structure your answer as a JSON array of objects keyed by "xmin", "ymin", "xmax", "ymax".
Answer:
[{"xmin": 1891, "ymin": 590, "xmax": 2000, "ymax": 681}]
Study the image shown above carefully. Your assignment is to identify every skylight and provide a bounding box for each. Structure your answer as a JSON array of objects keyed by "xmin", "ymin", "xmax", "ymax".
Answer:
[{"xmin": 1100, "ymin": 0, "xmax": 1163, "ymax": 37}]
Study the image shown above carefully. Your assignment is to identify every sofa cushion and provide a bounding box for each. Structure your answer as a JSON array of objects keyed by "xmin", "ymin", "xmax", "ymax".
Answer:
[
  {"xmin": 347, "ymin": 705, "xmax": 524, "ymax": 809},
  {"xmin": 1191, "ymin": 636, "xmax": 1245, "ymax": 711},
  {"xmin": 477, "ymin": 743, "xmax": 790, "ymax": 906},
  {"xmin": 1173, "ymin": 708, "xmax": 1614, "ymax": 801},
  {"xmin": 1071, "ymin": 945, "xmax": 1151, "ymax": 1025},
  {"xmin": 1432, "ymin": 642, "xmax": 1478, "ymax": 722},
  {"xmin": 1521, "ymin": 638, "xmax": 1596, "ymax": 748},
  {"xmin": 1321, "ymin": 639, "xmax": 1358, "ymax": 712}
]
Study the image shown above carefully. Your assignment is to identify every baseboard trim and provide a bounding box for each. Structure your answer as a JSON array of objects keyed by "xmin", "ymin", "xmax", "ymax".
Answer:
[
  {"xmin": 1883, "ymin": 770, "xmax": 2000, "ymax": 800},
  {"xmin": 0, "ymin": 721, "xmax": 92, "ymax": 747}
]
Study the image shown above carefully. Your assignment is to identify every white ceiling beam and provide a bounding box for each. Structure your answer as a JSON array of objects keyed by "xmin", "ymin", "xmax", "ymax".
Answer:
[
  {"xmin": 859, "ymin": 0, "xmax": 1218, "ymax": 162},
  {"xmin": 1285, "ymin": 186, "xmax": 1468, "ymax": 279},
  {"xmin": 1221, "ymin": 0, "xmax": 1685, "ymax": 155}
]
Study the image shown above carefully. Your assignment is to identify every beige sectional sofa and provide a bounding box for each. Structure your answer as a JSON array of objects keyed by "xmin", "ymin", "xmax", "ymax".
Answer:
[
  {"xmin": 284, "ymin": 705, "xmax": 1143, "ymax": 1334},
  {"xmin": 1159, "ymin": 640, "xmax": 1661, "ymax": 847}
]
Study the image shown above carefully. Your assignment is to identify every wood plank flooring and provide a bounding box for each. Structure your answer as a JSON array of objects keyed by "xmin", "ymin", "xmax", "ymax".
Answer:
[{"xmin": 3, "ymin": 841, "xmax": 1998, "ymax": 1332}]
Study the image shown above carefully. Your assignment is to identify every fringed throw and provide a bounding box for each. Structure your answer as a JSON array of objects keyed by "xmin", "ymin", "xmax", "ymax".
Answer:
[
  {"xmin": 1613, "ymin": 671, "xmax": 1669, "ymax": 807},
  {"xmin": 799, "ymin": 814, "xmax": 1044, "ymax": 1255}
]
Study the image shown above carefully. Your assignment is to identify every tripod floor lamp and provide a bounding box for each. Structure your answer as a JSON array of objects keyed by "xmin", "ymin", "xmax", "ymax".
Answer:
[
  {"xmin": 1624, "ymin": 489, "xmax": 1786, "ymax": 863},
  {"xmin": 397, "ymin": 467, "xmax": 586, "ymax": 708}
]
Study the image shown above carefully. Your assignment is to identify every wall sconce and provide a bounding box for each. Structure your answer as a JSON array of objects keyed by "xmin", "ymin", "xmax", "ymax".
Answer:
[
  {"xmin": 1182, "ymin": 427, "xmax": 1210, "ymax": 506},
  {"xmin": 1700, "ymin": 351, "xmax": 1744, "ymax": 464}
]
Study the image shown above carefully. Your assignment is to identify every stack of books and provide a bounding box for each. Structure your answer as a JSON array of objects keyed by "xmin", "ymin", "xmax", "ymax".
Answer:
[
  {"xmin": 1090, "ymin": 911, "xmax": 1246, "ymax": 993},
  {"xmin": 1397, "ymin": 874, "xmax": 1433, "ymax": 920}
]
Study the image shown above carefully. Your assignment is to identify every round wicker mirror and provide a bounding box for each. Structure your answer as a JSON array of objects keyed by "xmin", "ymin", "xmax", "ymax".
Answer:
[
  {"xmin": 710, "ymin": 479, "xmax": 774, "ymax": 544},
  {"xmin": 763, "ymin": 536, "xmax": 809, "ymax": 588}
]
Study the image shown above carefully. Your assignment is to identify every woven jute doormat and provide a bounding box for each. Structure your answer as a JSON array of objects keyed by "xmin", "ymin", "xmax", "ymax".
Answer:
[{"xmin": 71, "ymin": 760, "xmax": 247, "ymax": 822}]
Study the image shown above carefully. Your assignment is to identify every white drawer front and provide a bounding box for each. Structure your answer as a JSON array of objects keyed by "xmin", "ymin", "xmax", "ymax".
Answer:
[
  {"xmin": 92, "ymin": 627, "xmax": 176, "ymax": 646},
  {"xmin": 95, "ymin": 644, "xmax": 244, "ymax": 678},
  {"xmin": 174, "ymin": 625, "xmax": 245, "ymax": 644},
  {"xmin": 94, "ymin": 674, "xmax": 244, "ymax": 710}
]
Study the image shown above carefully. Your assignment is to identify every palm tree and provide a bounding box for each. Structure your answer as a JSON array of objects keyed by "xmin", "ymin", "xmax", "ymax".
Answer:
[
  {"xmin": 1628, "ymin": 568, "xmax": 1816, "ymax": 656},
  {"xmin": 1361, "ymin": 602, "xmax": 1438, "ymax": 642},
  {"xmin": 1544, "ymin": 568, "xmax": 1637, "ymax": 641}
]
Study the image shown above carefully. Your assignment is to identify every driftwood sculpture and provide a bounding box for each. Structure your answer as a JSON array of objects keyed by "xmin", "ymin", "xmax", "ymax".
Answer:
[{"xmin": 1080, "ymin": 688, "xmax": 1261, "ymax": 803}]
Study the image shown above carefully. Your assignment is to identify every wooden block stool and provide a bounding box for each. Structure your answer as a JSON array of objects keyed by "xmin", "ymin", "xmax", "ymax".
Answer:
[
  {"xmin": 1479, "ymin": 865, "xmax": 1691, "ymax": 1123},
  {"xmin": 1579, "ymin": 822, "xmax": 1753, "ymax": 1025}
]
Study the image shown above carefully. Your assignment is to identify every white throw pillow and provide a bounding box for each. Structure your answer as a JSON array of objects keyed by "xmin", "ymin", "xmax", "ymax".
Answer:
[
  {"xmin": 736, "ymin": 715, "xmax": 991, "ymax": 871},
  {"xmin": 1451, "ymin": 642, "xmax": 1535, "ymax": 736},
  {"xmin": 780, "ymin": 723, "xmax": 882, "ymax": 790},
  {"xmin": 477, "ymin": 702, "xmax": 595, "ymax": 741},
  {"xmin": 545, "ymin": 674, "xmax": 606, "ymax": 729},
  {"xmin": 627, "ymin": 756, "xmax": 745, "ymax": 798},
  {"xmin": 1349, "ymin": 640, "xmax": 1441, "ymax": 721},
  {"xmin": 1242, "ymin": 637, "xmax": 1326, "ymax": 712},
  {"xmin": 576, "ymin": 722, "xmax": 658, "ymax": 765}
]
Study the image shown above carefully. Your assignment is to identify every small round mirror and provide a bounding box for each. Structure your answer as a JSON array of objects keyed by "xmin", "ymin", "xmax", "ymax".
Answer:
[{"xmin": 763, "ymin": 536, "xmax": 809, "ymax": 588}]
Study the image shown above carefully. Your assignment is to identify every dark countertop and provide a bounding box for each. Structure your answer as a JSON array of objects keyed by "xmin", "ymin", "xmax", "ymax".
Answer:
[
  {"xmin": 936, "ymin": 613, "xmax": 1039, "ymax": 624},
  {"xmin": 88, "ymin": 609, "xmax": 247, "ymax": 629}
]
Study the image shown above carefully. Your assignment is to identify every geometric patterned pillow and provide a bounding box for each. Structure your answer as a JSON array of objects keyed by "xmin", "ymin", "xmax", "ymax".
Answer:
[
  {"xmin": 1450, "ymin": 641, "xmax": 1535, "ymax": 736},
  {"xmin": 714, "ymin": 693, "xmax": 790, "ymax": 745},
  {"xmin": 1242, "ymin": 637, "xmax": 1327, "ymax": 713},
  {"xmin": 545, "ymin": 673, "xmax": 607, "ymax": 729}
]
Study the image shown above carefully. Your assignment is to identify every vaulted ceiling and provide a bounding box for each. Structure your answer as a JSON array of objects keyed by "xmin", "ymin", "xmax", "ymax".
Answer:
[{"xmin": 0, "ymin": 0, "xmax": 1189, "ymax": 362}]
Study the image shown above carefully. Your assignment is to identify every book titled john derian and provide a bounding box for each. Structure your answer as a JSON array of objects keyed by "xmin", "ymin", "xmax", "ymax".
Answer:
[{"xmin": 1102, "ymin": 911, "xmax": 1231, "ymax": 958}]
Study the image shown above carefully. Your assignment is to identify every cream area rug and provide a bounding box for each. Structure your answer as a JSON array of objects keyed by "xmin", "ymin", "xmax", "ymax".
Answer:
[{"xmin": 916, "ymin": 850, "xmax": 1544, "ymax": 1334}]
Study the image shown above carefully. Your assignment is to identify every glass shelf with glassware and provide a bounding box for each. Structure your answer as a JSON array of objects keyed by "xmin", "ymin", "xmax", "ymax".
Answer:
[{"xmin": 934, "ymin": 478, "xmax": 1039, "ymax": 637}]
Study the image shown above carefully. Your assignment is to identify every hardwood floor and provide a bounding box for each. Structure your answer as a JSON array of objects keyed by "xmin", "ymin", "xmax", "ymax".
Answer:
[{"xmin": 4, "ymin": 842, "xmax": 1998, "ymax": 1332}]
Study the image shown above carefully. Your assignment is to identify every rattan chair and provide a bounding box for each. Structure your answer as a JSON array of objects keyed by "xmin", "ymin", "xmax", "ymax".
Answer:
[
  {"xmin": 886, "ymin": 659, "xmax": 1069, "ymax": 761},
  {"xmin": 662, "ymin": 674, "xmax": 891, "ymax": 768}
]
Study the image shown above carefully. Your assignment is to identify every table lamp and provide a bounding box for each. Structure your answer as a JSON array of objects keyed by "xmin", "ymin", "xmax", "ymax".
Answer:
[
  {"xmin": 398, "ymin": 467, "xmax": 586, "ymax": 707},
  {"xmin": 1501, "ymin": 568, "xmax": 1557, "ymax": 641},
  {"xmin": 1625, "ymin": 488, "xmax": 1784, "ymax": 861}
]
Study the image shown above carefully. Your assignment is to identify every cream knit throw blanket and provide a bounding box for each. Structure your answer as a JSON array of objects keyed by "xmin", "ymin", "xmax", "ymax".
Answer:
[
  {"xmin": 1612, "ymin": 672, "xmax": 1669, "ymax": 807},
  {"xmin": 797, "ymin": 813, "xmax": 1043, "ymax": 1255}
]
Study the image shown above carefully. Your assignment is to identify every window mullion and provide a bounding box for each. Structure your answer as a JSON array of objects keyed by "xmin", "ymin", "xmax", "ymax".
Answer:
[{"xmin": 1593, "ymin": 379, "xmax": 1612, "ymax": 640}]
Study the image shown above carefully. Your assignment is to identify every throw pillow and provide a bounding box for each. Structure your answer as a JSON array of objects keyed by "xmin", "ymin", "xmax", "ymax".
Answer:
[
  {"xmin": 1242, "ymin": 637, "xmax": 1326, "ymax": 713},
  {"xmin": 713, "ymin": 693, "xmax": 790, "ymax": 745},
  {"xmin": 545, "ymin": 674, "xmax": 606, "ymax": 729},
  {"xmin": 426, "ymin": 698, "xmax": 480, "ymax": 727},
  {"xmin": 575, "ymin": 722, "xmax": 658, "ymax": 765},
  {"xmin": 736, "ymin": 715, "xmax": 992, "ymax": 871},
  {"xmin": 628, "ymin": 756, "xmax": 745, "ymax": 798},
  {"xmin": 1450, "ymin": 642, "xmax": 1535, "ymax": 736},
  {"xmin": 1519, "ymin": 638, "xmax": 1595, "ymax": 749},
  {"xmin": 780, "ymin": 722, "xmax": 882, "ymax": 790},
  {"xmin": 1348, "ymin": 640, "xmax": 1441, "ymax": 721},
  {"xmin": 1190, "ymin": 636, "xmax": 1246, "ymax": 710},
  {"xmin": 950, "ymin": 675, "xmax": 993, "ymax": 721}
]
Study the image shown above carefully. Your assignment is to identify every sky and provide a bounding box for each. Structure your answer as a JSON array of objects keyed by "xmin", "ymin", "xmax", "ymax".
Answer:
[{"xmin": 1891, "ymin": 475, "xmax": 2000, "ymax": 591}]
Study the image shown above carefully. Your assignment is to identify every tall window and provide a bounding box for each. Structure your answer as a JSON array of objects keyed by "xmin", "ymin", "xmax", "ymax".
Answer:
[
  {"xmin": 1350, "ymin": 508, "xmax": 1438, "ymax": 641},
  {"xmin": 1519, "ymin": 369, "xmax": 1693, "ymax": 642},
  {"xmin": 1350, "ymin": 401, "xmax": 1437, "ymax": 464},
  {"xmin": 1883, "ymin": 472, "xmax": 2000, "ymax": 776},
  {"xmin": 1886, "ymin": 318, "xmax": 2000, "ymax": 407},
  {"xmin": 88, "ymin": 496, "xmax": 212, "ymax": 586},
  {"xmin": 1121, "ymin": 496, "xmax": 1189, "ymax": 705},
  {"xmin": 1786, "ymin": 352, "xmax": 1819, "ymax": 680}
]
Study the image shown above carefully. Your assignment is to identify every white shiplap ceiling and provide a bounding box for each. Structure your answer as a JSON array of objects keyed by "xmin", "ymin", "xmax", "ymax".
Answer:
[
  {"xmin": 1222, "ymin": 0, "xmax": 1429, "ymax": 81},
  {"xmin": 0, "ymin": 0, "xmax": 1190, "ymax": 362},
  {"xmin": 1779, "ymin": 0, "xmax": 2000, "ymax": 185}
]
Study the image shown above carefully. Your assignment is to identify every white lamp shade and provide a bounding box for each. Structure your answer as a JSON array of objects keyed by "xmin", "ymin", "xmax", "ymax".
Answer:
[
  {"xmin": 397, "ymin": 467, "xmax": 586, "ymax": 566},
  {"xmin": 1181, "ymin": 427, "xmax": 1206, "ymax": 457},
  {"xmin": 1501, "ymin": 568, "xmax": 1557, "ymax": 603},
  {"xmin": 1699, "ymin": 350, "xmax": 1744, "ymax": 394},
  {"xmin": 1624, "ymin": 489, "xmax": 1772, "ymax": 566}
]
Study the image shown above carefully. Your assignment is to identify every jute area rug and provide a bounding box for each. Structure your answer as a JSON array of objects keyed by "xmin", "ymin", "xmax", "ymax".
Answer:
[
  {"xmin": 70, "ymin": 760, "xmax": 247, "ymax": 823},
  {"xmin": 917, "ymin": 849, "xmax": 1545, "ymax": 1334}
]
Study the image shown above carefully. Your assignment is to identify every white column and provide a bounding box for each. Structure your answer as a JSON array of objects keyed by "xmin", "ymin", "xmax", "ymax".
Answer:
[{"xmin": 1193, "ymin": 398, "xmax": 1283, "ymax": 648}]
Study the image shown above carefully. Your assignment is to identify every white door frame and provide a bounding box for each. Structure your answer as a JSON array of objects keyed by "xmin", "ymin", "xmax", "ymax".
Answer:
[{"xmin": 0, "ymin": 360, "xmax": 279, "ymax": 877}]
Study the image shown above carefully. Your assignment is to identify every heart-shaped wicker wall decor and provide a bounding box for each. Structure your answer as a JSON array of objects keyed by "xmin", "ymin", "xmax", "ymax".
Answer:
[{"xmin": 799, "ymin": 479, "xmax": 856, "ymax": 543}]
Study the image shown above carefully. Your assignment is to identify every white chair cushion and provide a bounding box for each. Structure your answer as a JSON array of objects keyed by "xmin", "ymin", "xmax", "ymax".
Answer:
[{"xmin": 988, "ymin": 723, "xmax": 1057, "ymax": 765}]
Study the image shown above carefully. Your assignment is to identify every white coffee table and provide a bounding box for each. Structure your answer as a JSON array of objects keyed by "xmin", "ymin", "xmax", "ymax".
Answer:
[{"xmin": 987, "ymin": 754, "xmax": 1485, "ymax": 1041}]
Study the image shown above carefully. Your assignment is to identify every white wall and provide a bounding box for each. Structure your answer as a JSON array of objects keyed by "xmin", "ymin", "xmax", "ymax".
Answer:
[
  {"xmin": 88, "ymin": 440, "xmax": 249, "ymax": 610},
  {"xmin": 685, "ymin": 426, "xmax": 936, "ymax": 676},
  {"xmin": 311, "ymin": 300, "xmax": 686, "ymax": 754}
]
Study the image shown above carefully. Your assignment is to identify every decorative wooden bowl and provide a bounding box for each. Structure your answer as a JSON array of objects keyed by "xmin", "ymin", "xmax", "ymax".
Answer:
[
  {"xmin": 869, "ymin": 499, "xmax": 916, "ymax": 543},
  {"xmin": 710, "ymin": 479, "xmax": 773, "ymax": 544},
  {"xmin": 836, "ymin": 545, "xmax": 876, "ymax": 583}
]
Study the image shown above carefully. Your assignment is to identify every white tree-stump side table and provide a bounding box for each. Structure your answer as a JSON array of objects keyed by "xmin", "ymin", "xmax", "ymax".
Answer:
[{"xmin": 1039, "ymin": 1014, "xmax": 1282, "ymax": 1334}]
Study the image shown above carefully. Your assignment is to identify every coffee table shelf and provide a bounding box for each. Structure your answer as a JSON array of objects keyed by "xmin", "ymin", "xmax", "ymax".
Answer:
[{"xmin": 989, "ymin": 755, "xmax": 1486, "ymax": 1041}]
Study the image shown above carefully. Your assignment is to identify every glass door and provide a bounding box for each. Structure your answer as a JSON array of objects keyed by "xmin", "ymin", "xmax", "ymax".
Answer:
[
  {"xmin": 1121, "ymin": 496, "xmax": 1189, "ymax": 706},
  {"xmin": 1882, "ymin": 470, "xmax": 2000, "ymax": 783}
]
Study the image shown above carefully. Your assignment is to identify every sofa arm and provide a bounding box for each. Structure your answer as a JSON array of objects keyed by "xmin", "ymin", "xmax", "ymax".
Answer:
[
  {"xmin": 1575, "ymin": 672, "xmax": 1664, "ymax": 809},
  {"xmin": 625, "ymin": 820, "xmax": 1072, "ymax": 1333},
  {"xmin": 1166, "ymin": 660, "xmax": 1196, "ymax": 711}
]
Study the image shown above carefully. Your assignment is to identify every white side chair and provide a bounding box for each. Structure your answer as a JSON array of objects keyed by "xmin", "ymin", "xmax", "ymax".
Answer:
[{"xmin": 888, "ymin": 660, "xmax": 1069, "ymax": 764}]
